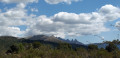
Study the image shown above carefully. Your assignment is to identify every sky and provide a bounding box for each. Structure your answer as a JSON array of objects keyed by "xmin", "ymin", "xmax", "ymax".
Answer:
[{"xmin": 0, "ymin": 0, "xmax": 120, "ymax": 44}]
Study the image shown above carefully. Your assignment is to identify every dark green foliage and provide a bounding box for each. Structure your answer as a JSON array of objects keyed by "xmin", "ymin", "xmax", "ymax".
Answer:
[
  {"xmin": 4, "ymin": 42, "xmax": 119, "ymax": 58},
  {"xmin": 76, "ymin": 47, "xmax": 89, "ymax": 58},
  {"xmin": 57, "ymin": 43, "xmax": 72, "ymax": 50},
  {"xmin": 6, "ymin": 43, "xmax": 25, "ymax": 54},
  {"xmin": 104, "ymin": 39, "xmax": 120, "ymax": 44},
  {"xmin": 105, "ymin": 43, "xmax": 118, "ymax": 52},
  {"xmin": 0, "ymin": 36, "xmax": 19, "ymax": 52},
  {"xmin": 1, "ymin": 36, "xmax": 120, "ymax": 58},
  {"xmin": 88, "ymin": 44, "xmax": 98, "ymax": 50},
  {"xmin": 16, "ymin": 43, "xmax": 25, "ymax": 53},
  {"xmin": 112, "ymin": 39, "xmax": 119, "ymax": 44},
  {"xmin": 2, "ymin": 41, "xmax": 120, "ymax": 58},
  {"xmin": 23, "ymin": 43, "xmax": 33, "ymax": 49},
  {"xmin": 10, "ymin": 45, "xmax": 19, "ymax": 53},
  {"xmin": 95, "ymin": 49, "xmax": 112, "ymax": 58},
  {"xmin": 32, "ymin": 42, "xmax": 41, "ymax": 48}
]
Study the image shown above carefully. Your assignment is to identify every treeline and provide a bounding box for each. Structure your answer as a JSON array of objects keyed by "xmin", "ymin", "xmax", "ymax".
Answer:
[
  {"xmin": 103, "ymin": 39, "xmax": 120, "ymax": 44},
  {"xmin": 1, "ymin": 36, "xmax": 120, "ymax": 58},
  {"xmin": 0, "ymin": 41, "xmax": 120, "ymax": 58}
]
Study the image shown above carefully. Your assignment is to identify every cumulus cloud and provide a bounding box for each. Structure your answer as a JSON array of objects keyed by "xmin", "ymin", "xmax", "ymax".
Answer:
[
  {"xmin": 25, "ymin": 4, "xmax": 120, "ymax": 38},
  {"xmin": 99, "ymin": 5, "xmax": 120, "ymax": 21},
  {"xmin": 0, "ymin": 3, "xmax": 27, "ymax": 36},
  {"xmin": 0, "ymin": 4, "xmax": 27, "ymax": 26},
  {"xmin": 0, "ymin": 0, "xmax": 38, "ymax": 3},
  {"xmin": 53, "ymin": 12, "xmax": 92, "ymax": 24},
  {"xmin": 0, "ymin": 4, "xmax": 120, "ymax": 38},
  {"xmin": 44, "ymin": 0, "xmax": 81, "ymax": 4},
  {"xmin": 0, "ymin": 26, "xmax": 24, "ymax": 37}
]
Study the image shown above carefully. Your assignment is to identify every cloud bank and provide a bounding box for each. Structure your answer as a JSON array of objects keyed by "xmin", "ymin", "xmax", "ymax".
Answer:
[
  {"xmin": 0, "ymin": 0, "xmax": 38, "ymax": 3},
  {"xmin": 0, "ymin": 4, "xmax": 120, "ymax": 38},
  {"xmin": 0, "ymin": 0, "xmax": 80, "ymax": 4},
  {"xmin": 44, "ymin": 0, "xmax": 81, "ymax": 4}
]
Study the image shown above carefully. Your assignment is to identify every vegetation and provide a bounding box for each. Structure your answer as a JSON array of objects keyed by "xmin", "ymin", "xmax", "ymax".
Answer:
[
  {"xmin": 88, "ymin": 44, "xmax": 98, "ymax": 50},
  {"xmin": 1, "ymin": 36, "xmax": 120, "ymax": 58},
  {"xmin": 105, "ymin": 43, "xmax": 118, "ymax": 52}
]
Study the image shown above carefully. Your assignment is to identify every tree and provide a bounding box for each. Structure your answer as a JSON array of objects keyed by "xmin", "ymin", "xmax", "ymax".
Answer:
[
  {"xmin": 17, "ymin": 43, "xmax": 25, "ymax": 52},
  {"xmin": 105, "ymin": 43, "xmax": 118, "ymax": 52},
  {"xmin": 57, "ymin": 43, "xmax": 72, "ymax": 50},
  {"xmin": 112, "ymin": 39, "xmax": 119, "ymax": 44},
  {"xmin": 32, "ymin": 42, "xmax": 41, "ymax": 48},
  {"xmin": 10, "ymin": 45, "xmax": 19, "ymax": 53},
  {"xmin": 6, "ymin": 43, "xmax": 25, "ymax": 54},
  {"xmin": 88, "ymin": 44, "xmax": 98, "ymax": 50}
]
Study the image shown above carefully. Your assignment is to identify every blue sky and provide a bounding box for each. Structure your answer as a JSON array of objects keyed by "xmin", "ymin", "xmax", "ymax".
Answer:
[{"xmin": 0, "ymin": 0, "xmax": 120, "ymax": 44}]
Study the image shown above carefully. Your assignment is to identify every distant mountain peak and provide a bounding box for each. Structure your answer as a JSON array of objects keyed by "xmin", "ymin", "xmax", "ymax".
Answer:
[
  {"xmin": 28, "ymin": 35, "xmax": 84, "ymax": 45},
  {"xmin": 57, "ymin": 37, "xmax": 84, "ymax": 45},
  {"xmin": 29, "ymin": 35, "xmax": 62, "ymax": 43}
]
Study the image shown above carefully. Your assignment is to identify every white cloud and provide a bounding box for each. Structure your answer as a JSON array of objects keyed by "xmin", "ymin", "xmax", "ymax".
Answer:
[
  {"xmin": 115, "ymin": 21, "xmax": 120, "ymax": 31},
  {"xmin": 0, "ymin": 4, "xmax": 27, "ymax": 26},
  {"xmin": 99, "ymin": 4, "xmax": 120, "ymax": 21},
  {"xmin": 17, "ymin": 3, "xmax": 26, "ymax": 8},
  {"xmin": 44, "ymin": 0, "xmax": 81, "ymax": 4},
  {"xmin": 24, "ymin": 4, "xmax": 120, "ymax": 38},
  {"xmin": 0, "ymin": 0, "xmax": 38, "ymax": 3},
  {"xmin": 0, "ymin": 4, "xmax": 120, "ymax": 38},
  {"xmin": 0, "ymin": 3, "xmax": 27, "ymax": 36},
  {"xmin": 31, "ymin": 8, "xmax": 38, "ymax": 12},
  {"xmin": 0, "ymin": 26, "xmax": 24, "ymax": 37},
  {"xmin": 53, "ymin": 12, "xmax": 92, "ymax": 24}
]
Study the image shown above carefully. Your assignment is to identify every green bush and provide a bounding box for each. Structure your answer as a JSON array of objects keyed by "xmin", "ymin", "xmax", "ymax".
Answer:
[
  {"xmin": 105, "ymin": 43, "xmax": 118, "ymax": 52},
  {"xmin": 88, "ymin": 44, "xmax": 98, "ymax": 50}
]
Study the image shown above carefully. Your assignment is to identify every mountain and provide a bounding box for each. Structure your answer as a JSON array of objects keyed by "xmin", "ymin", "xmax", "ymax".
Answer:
[
  {"xmin": 57, "ymin": 37, "xmax": 84, "ymax": 45},
  {"xmin": 28, "ymin": 35, "xmax": 47, "ymax": 40},
  {"xmin": 28, "ymin": 35, "xmax": 63, "ymax": 43},
  {"xmin": 0, "ymin": 36, "xmax": 19, "ymax": 52},
  {"xmin": 28, "ymin": 35, "xmax": 120, "ymax": 49},
  {"xmin": 29, "ymin": 35, "xmax": 85, "ymax": 45},
  {"xmin": 0, "ymin": 35, "xmax": 88, "ymax": 52},
  {"xmin": 28, "ymin": 35, "xmax": 87, "ymax": 48}
]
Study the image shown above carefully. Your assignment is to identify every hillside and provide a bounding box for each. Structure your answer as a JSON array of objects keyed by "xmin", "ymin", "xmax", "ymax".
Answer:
[
  {"xmin": 0, "ymin": 35, "xmax": 87, "ymax": 52},
  {"xmin": 0, "ymin": 36, "xmax": 120, "ymax": 58},
  {"xmin": 0, "ymin": 36, "xmax": 19, "ymax": 52},
  {"xmin": 29, "ymin": 35, "xmax": 63, "ymax": 43}
]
